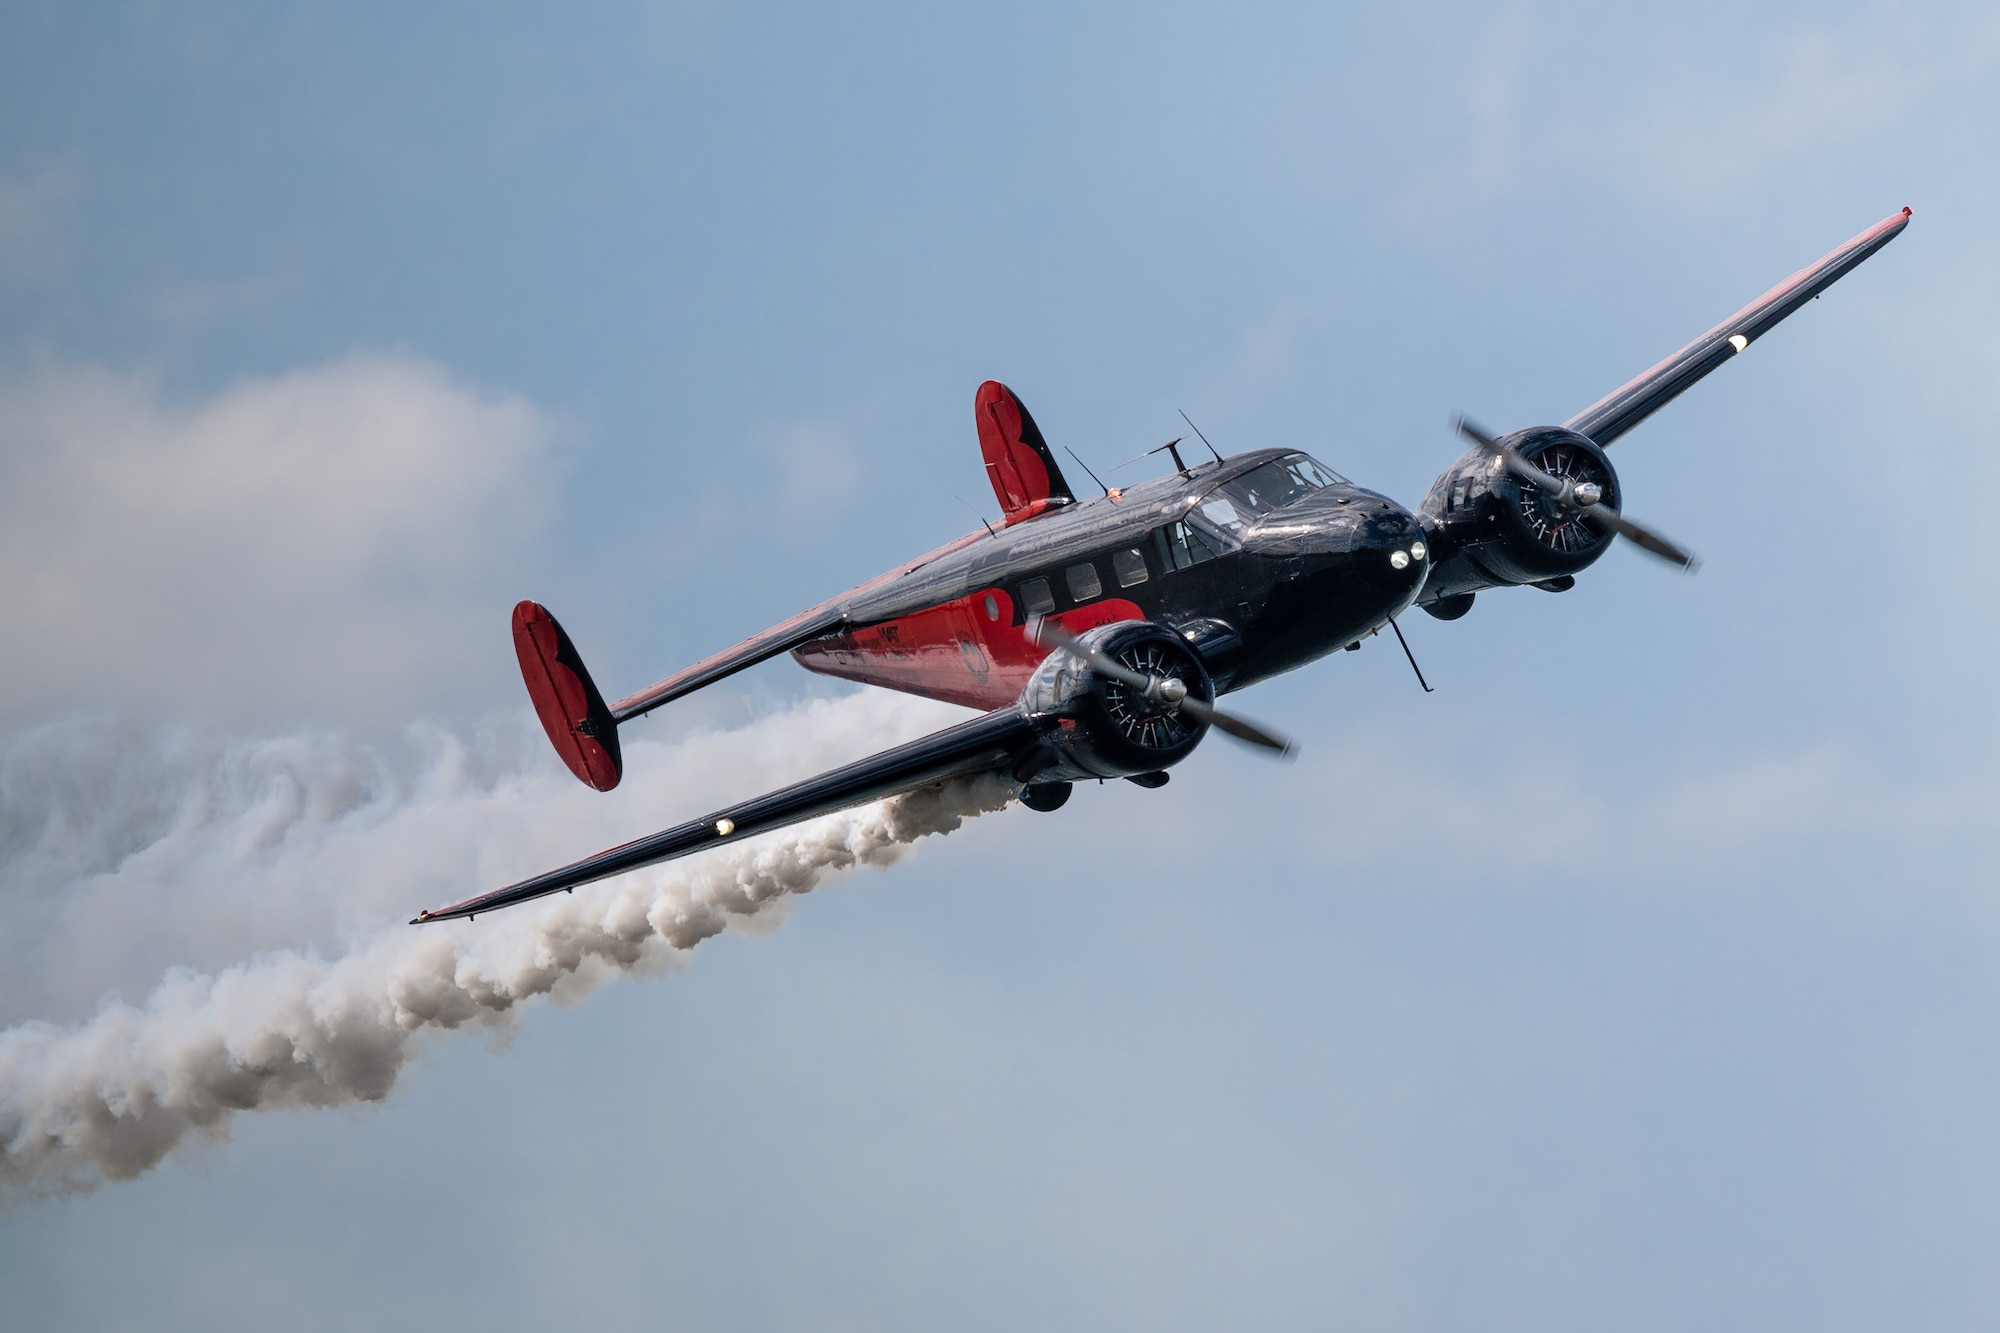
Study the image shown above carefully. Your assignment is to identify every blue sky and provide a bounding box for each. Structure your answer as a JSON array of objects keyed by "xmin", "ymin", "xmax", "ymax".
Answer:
[{"xmin": 3, "ymin": 3, "xmax": 1998, "ymax": 1329}]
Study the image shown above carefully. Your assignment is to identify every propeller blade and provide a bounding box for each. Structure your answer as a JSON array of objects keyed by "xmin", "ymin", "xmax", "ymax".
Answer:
[
  {"xmin": 1175, "ymin": 695, "xmax": 1297, "ymax": 757},
  {"xmin": 1504, "ymin": 452, "xmax": 1568, "ymax": 498},
  {"xmin": 1463, "ymin": 420, "xmax": 1570, "ymax": 499},
  {"xmin": 1030, "ymin": 619, "xmax": 1297, "ymax": 759},
  {"xmin": 1033, "ymin": 619, "xmax": 1152, "ymax": 689},
  {"xmin": 1582, "ymin": 507, "xmax": 1701, "ymax": 571},
  {"xmin": 1452, "ymin": 414, "xmax": 1501, "ymax": 451}
]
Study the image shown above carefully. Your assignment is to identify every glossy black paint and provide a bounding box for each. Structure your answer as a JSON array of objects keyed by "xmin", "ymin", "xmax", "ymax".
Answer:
[{"xmin": 828, "ymin": 450, "xmax": 1432, "ymax": 692}]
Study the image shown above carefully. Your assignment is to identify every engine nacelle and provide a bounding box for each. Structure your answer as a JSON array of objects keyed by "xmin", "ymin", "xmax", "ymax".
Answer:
[
  {"xmin": 1019, "ymin": 620, "xmax": 1214, "ymax": 781},
  {"xmin": 1419, "ymin": 426, "xmax": 1621, "ymax": 594}
]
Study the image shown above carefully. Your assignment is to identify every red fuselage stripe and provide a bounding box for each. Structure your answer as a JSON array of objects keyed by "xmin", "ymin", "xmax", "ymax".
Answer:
[{"xmin": 794, "ymin": 591, "xmax": 1145, "ymax": 711}]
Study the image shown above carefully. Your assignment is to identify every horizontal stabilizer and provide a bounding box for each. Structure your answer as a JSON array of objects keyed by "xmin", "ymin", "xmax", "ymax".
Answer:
[
  {"xmin": 514, "ymin": 600, "xmax": 623, "ymax": 792},
  {"xmin": 413, "ymin": 706, "xmax": 1037, "ymax": 922},
  {"xmin": 599, "ymin": 527, "xmax": 991, "ymax": 727},
  {"xmin": 610, "ymin": 606, "xmax": 848, "ymax": 723}
]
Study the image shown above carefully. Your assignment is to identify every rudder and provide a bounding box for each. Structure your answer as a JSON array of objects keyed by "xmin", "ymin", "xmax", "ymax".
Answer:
[
  {"xmin": 513, "ymin": 600, "xmax": 623, "ymax": 791},
  {"xmin": 975, "ymin": 381, "xmax": 1074, "ymax": 525}
]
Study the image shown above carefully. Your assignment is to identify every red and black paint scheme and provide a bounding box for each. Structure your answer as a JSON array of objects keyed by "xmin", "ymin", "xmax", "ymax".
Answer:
[{"xmin": 414, "ymin": 208, "xmax": 1911, "ymax": 924}]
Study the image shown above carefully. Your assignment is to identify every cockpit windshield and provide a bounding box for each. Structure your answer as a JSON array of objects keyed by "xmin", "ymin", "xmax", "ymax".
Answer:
[{"xmin": 1197, "ymin": 453, "xmax": 1347, "ymax": 531}]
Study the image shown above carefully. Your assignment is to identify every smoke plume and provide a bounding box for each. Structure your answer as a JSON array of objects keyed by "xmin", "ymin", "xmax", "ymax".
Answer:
[{"xmin": 0, "ymin": 693, "xmax": 1013, "ymax": 1197}]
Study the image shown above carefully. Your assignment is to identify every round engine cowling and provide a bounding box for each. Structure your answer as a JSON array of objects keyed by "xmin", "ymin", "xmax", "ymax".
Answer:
[
  {"xmin": 1422, "ymin": 426, "xmax": 1621, "ymax": 586},
  {"xmin": 1019, "ymin": 621, "xmax": 1214, "ymax": 780}
]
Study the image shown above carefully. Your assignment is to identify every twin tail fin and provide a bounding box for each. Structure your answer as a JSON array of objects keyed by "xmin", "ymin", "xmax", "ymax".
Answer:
[{"xmin": 513, "ymin": 600, "xmax": 623, "ymax": 792}]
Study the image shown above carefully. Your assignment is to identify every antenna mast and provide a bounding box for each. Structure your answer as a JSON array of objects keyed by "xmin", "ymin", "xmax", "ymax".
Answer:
[
  {"xmin": 1063, "ymin": 445, "xmax": 1112, "ymax": 497},
  {"xmin": 1178, "ymin": 410, "xmax": 1225, "ymax": 464}
]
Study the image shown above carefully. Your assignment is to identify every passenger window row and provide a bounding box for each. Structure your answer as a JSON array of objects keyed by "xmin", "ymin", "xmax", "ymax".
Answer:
[{"xmin": 1014, "ymin": 529, "xmax": 1210, "ymax": 621}]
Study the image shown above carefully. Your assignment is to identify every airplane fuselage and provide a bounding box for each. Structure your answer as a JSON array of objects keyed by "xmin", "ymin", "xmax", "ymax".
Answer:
[{"xmin": 793, "ymin": 448, "xmax": 1431, "ymax": 711}]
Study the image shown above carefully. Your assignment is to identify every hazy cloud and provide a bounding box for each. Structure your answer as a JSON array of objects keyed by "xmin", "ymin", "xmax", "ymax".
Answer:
[
  {"xmin": 759, "ymin": 418, "xmax": 863, "ymax": 522},
  {"xmin": 1600, "ymin": 30, "xmax": 1913, "ymax": 205},
  {"xmin": 1397, "ymin": 9, "xmax": 2000, "ymax": 222},
  {"xmin": 0, "ymin": 357, "xmax": 563, "ymax": 733},
  {"xmin": 143, "ymin": 270, "xmax": 297, "ymax": 332},
  {"xmin": 0, "ymin": 167, "xmax": 77, "ymax": 279}
]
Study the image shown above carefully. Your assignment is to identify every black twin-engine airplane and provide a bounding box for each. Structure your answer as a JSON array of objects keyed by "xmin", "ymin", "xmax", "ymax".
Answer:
[{"xmin": 413, "ymin": 208, "xmax": 1911, "ymax": 924}]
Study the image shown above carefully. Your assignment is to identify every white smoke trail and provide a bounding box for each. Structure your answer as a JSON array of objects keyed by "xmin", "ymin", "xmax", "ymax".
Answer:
[{"xmin": 0, "ymin": 693, "xmax": 1015, "ymax": 1196}]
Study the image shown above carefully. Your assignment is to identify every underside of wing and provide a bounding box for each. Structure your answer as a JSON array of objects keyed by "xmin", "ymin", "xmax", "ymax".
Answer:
[
  {"xmin": 1567, "ymin": 207, "xmax": 1911, "ymax": 447},
  {"xmin": 411, "ymin": 706, "xmax": 1038, "ymax": 923}
]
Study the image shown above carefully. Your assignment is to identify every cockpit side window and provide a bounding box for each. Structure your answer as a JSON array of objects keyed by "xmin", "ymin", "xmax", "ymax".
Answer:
[
  {"xmin": 1200, "ymin": 496, "xmax": 1243, "ymax": 528},
  {"xmin": 1223, "ymin": 460, "xmax": 1311, "ymax": 514},
  {"xmin": 1205, "ymin": 453, "xmax": 1348, "ymax": 530},
  {"xmin": 1287, "ymin": 455, "xmax": 1346, "ymax": 487},
  {"xmin": 1160, "ymin": 520, "xmax": 1221, "ymax": 570}
]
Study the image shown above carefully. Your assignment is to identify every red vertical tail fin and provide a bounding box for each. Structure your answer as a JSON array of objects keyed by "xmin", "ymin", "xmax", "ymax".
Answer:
[
  {"xmin": 975, "ymin": 381, "xmax": 1074, "ymax": 525},
  {"xmin": 513, "ymin": 600, "xmax": 623, "ymax": 791}
]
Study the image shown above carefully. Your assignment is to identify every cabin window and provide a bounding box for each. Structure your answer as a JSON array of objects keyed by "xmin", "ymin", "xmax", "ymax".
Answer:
[
  {"xmin": 1162, "ymin": 521, "xmax": 1220, "ymax": 570},
  {"xmin": 1065, "ymin": 563, "xmax": 1102, "ymax": 602},
  {"xmin": 1020, "ymin": 577, "xmax": 1055, "ymax": 616},
  {"xmin": 983, "ymin": 593, "xmax": 1000, "ymax": 621},
  {"xmin": 1112, "ymin": 547, "xmax": 1149, "ymax": 588}
]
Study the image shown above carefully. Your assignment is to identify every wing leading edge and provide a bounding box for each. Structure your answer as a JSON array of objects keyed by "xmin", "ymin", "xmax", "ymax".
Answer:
[
  {"xmin": 411, "ymin": 706, "xmax": 1038, "ymax": 923},
  {"xmin": 1567, "ymin": 207, "xmax": 1911, "ymax": 447}
]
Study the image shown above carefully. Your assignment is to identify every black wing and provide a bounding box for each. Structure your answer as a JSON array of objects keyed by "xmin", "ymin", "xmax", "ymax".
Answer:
[
  {"xmin": 608, "ymin": 605, "xmax": 848, "ymax": 723},
  {"xmin": 1567, "ymin": 207, "xmax": 1911, "ymax": 447},
  {"xmin": 412, "ymin": 706, "xmax": 1039, "ymax": 923}
]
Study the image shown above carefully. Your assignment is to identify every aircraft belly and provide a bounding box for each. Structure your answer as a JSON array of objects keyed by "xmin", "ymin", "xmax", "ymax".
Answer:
[{"xmin": 793, "ymin": 588, "xmax": 1146, "ymax": 711}]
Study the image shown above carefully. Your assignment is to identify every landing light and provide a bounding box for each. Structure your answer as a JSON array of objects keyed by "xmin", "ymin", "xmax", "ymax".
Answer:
[
  {"xmin": 1410, "ymin": 541, "xmax": 1427, "ymax": 561},
  {"xmin": 1389, "ymin": 550, "xmax": 1410, "ymax": 570}
]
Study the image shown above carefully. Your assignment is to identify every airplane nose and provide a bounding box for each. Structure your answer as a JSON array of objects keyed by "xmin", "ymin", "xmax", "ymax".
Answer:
[
  {"xmin": 1358, "ymin": 497, "xmax": 1429, "ymax": 589},
  {"xmin": 1241, "ymin": 489, "xmax": 1429, "ymax": 588}
]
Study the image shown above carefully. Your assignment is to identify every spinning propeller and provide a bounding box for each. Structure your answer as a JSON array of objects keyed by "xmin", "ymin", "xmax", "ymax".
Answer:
[
  {"xmin": 1452, "ymin": 417, "xmax": 1700, "ymax": 572},
  {"xmin": 1031, "ymin": 619, "xmax": 1297, "ymax": 758}
]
